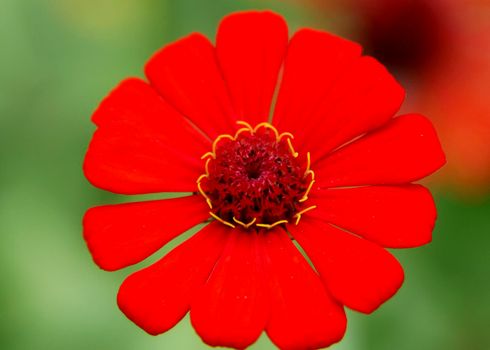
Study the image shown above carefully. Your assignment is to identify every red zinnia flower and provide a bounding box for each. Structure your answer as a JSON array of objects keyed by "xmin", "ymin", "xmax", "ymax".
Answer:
[{"xmin": 83, "ymin": 11, "xmax": 445, "ymax": 349}]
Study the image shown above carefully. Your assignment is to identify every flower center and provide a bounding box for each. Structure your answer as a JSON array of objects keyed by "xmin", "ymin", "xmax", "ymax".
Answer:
[{"xmin": 197, "ymin": 122, "xmax": 316, "ymax": 230}]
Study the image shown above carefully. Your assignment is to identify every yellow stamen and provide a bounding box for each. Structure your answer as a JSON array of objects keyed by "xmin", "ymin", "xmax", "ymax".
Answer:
[
  {"xmin": 209, "ymin": 211, "xmax": 236, "ymax": 228},
  {"xmin": 196, "ymin": 174, "xmax": 208, "ymax": 184},
  {"xmin": 196, "ymin": 178, "xmax": 213, "ymax": 209},
  {"xmin": 305, "ymin": 169, "xmax": 315, "ymax": 181},
  {"xmin": 236, "ymin": 120, "xmax": 254, "ymax": 132},
  {"xmin": 277, "ymin": 132, "xmax": 294, "ymax": 142},
  {"xmin": 201, "ymin": 152, "xmax": 215, "ymax": 160},
  {"xmin": 205, "ymin": 158, "xmax": 211, "ymax": 175},
  {"xmin": 254, "ymin": 122, "xmax": 280, "ymax": 140},
  {"xmin": 294, "ymin": 205, "xmax": 317, "ymax": 225},
  {"xmin": 212, "ymin": 134, "xmax": 234, "ymax": 154},
  {"xmin": 287, "ymin": 138, "xmax": 299, "ymax": 158},
  {"xmin": 256, "ymin": 219, "xmax": 288, "ymax": 229},
  {"xmin": 305, "ymin": 152, "xmax": 311, "ymax": 175},
  {"xmin": 234, "ymin": 127, "xmax": 253, "ymax": 139},
  {"xmin": 299, "ymin": 180, "xmax": 316, "ymax": 203},
  {"xmin": 232, "ymin": 216, "xmax": 257, "ymax": 228},
  {"xmin": 197, "ymin": 181, "xmax": 212, "ymax": 207}
]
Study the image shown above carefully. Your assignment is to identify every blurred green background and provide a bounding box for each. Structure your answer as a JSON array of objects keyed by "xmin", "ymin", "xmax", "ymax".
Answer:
[{"xmin": 1, "ymin": 0, "xmax": 489, "ymax": 349}]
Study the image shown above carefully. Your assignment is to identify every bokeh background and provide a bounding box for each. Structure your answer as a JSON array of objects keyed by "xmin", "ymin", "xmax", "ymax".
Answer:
[{"xmin": 1, "ymin": 0, "xmax": 489, "ymax": 349}]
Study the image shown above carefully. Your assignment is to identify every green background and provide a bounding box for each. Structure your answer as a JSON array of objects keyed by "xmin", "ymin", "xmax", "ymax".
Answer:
[{"xmin": 1, "ymin": 0, "xmax": 489, "ymax": 349}]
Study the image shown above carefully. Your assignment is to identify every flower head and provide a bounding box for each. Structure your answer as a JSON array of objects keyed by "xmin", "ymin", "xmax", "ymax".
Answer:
[{"xmin": 83, "ymin": 11, "xmax": 445, "ymax": 349}]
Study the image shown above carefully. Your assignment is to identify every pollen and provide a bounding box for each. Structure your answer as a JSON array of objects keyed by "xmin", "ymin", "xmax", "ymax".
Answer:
[{"xmin": 197, "ymin": 122, "xmax": 316, "ymax": 230}]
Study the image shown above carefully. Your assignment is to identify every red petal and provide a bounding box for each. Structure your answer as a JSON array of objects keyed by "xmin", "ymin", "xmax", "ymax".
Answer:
[
  {"xmin": 289, "ymin": 219, "xmax": 404, "ymax": 314},
  {"xmin": 309, "ymin": 185, "xmax": 436, "ymax": 248},
  {"xmin": 117, "ymin": 222, "xmax": 228, "ymax": 335},
  {"xmin": 306, "ymin": 57, "xmax": 405, "ymax": 160},
  {"xmin": 315, "ymin": 114, "xmax": 446, "ymax": 188},
  {"xmin": 191, "ymin": 231, "xmax": 267, "ymax": 349},
  {"xmin": 273, "ymin": 29, "xmax": 405, "ymax": 160},
  {"xmin": 145, "ymin": 33, "xmax": 236, "ymax": 139},
  {"xmin": 217, "ymin": 11, "xmax": 288, "ymax": 125},
  {"xmin": 261, "ymin": 229, "xmax": 346, "ymax": 350},
  {"xmin": 273, "ymin": 29, "xmax": 361, "ymax": 151},
  {"xmin": 83, "ymin": 195, "xmax": 209, "ymax": 271},
  {"xmin": 84, "ymin": 78, "xmax": 209, "ymax": 194}
]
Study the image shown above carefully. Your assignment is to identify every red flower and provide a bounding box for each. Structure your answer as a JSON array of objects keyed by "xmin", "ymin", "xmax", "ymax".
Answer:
[{"xmin": 83, "ymin": 11, "xmax": 445, "ymax": 350}]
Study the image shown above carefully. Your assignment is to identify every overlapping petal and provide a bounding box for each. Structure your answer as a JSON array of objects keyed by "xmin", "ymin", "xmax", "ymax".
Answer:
[
  {"xmin": 117, "ymin": 222, "xmax": 229, "ymax": 335},
  {"xmin": 84, "ymin": 78, "xmax": 210, "ymax": 194},
  {"xmin": 262, "ymin": 229, "xmax": 347, "ymax": 350},
  {"xmin": 145, "ymin": 33, "xmax": 236, "ymax": 139},
  {"xmin": 289, "ymin": 218, "xmax": 404, "ymax": 314},
  {"xmin": 273, "ymin": 29, "xmax": 404, "ymax": 160},
  {"xmin": 309, "ymin": 185, "xmax": 436, "ymax": 248},
  {"xmin": 191, "ymin": 231, "xmax": 267, "ymax": 349},
  {"xmin": 315, "ymin": 114, "xmax": 446, "ymax": 188},
  {"xmin": 217, "ymin": 11, "xmax": 288, "ymax": 125},
  {"xmin": 273, "ymin": 29, "xmax": 360, "ymax": 149},
  {"xmin": 83, "ymin": 195, "xmax": 210, "ymax": 271}
]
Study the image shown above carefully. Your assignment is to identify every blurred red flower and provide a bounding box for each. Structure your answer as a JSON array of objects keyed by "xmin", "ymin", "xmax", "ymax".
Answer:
[
  {"xmin": 304, "ymin": 0, "xmax": 490, "ymax": 193},
  {"xmin": 83, "ymin": 11, "xmax": 445, "ymax": 349},
  {"xmin": 416, "ymin": 0, "xmax": 490, "ymax": 191}
]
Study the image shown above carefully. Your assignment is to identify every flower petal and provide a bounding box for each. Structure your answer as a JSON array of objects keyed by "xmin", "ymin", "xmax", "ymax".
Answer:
[
  {"xmin": 306, "ymin": 57, "xmax": 405, "ymax": 160},
  {"xmin": 117, "ymin": 222, "xmax": 228, "ymax": 335},
  {"xmin": 289, "ymin": 219, "xmax": 404, "ymax": 314},
  {"xmin": 273, "ymin": 29, "xmax": 404, "ymax": 160},
  {"xmin": 315, "ymin": 114, "xmax": 446, "ymax": 188},
  {"xmin": 262, "ymin": 229, "xmax": 346, "ymax": 350},
  {"xmin": 273, "ymin": 29, "xmax": 361, "ymax": 148},
  {"xmin": 191, "ymin": 231, "xmax": 267, "ymax": 349},
  {"xmin": 84, "ymin": 78, "xmax": 210, "ymax": 194},
  {"xmin": 309, "ymin": 185, "xmax": 436, "ymax": 248},
  {"xmin": 216, "ymin": 11, "xmax": 288, "ymax": 125},
  {"xmin": 145, "ymin": 33, "xmax": 236, "ymax": 139},
  {"xmin": 83, "ymin": 195, "xmax": 210, "ymax": 271}
]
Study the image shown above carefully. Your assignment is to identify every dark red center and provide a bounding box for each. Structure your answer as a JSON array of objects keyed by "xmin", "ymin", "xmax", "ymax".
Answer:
[{"xmin": 200, "ymin": 127, "xmax": 310, "ymax": 229}]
